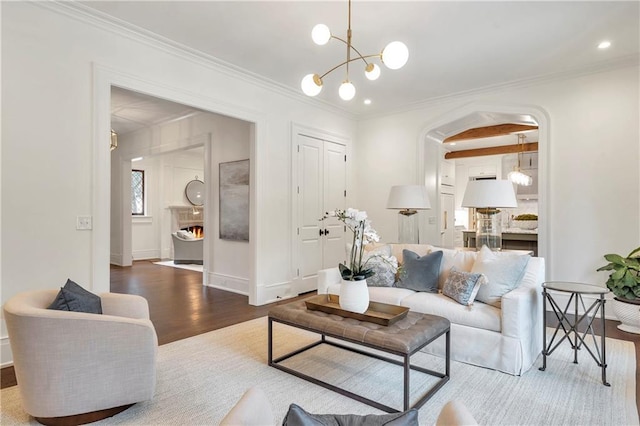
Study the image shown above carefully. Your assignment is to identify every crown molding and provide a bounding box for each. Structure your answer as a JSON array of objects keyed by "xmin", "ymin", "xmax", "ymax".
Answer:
[
  {"xmin": 30, "ymin": 1, "xmax": 638, "ymax": 123},
  {"xmin": 361, "ymin": 54, "xmax": 640, "ymax": 121},
  {"xmin": 33, "ymin": 1, "xmax": 357, "ymax": 121}
]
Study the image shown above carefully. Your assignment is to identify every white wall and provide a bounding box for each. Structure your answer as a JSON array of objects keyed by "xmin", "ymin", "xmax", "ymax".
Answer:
[
  {"xmin": 0, "ymin": 3, "xmax": 357, "ymax": 365},
  {"xmin": 357, "ymin": 65, "xmax": 640, "ymax": 286}
]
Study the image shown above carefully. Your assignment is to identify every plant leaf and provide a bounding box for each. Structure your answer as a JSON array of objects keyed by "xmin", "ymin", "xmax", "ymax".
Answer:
[{"xmin": 604, "ymin": 253, "xmax": 627, "ymax": 266}]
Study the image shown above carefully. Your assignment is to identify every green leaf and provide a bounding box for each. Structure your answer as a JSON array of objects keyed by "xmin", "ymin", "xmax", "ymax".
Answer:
[
  {"xmin": 611, "ymin": 267, "xmax": 627, "ymax": 280},
  {"xmin": 627, "ymin": 246, "xmax": 640, "ymax": 258},
  {"xmin": 604, "ymin": 253, "xmax": 626, "ymax": 265},
  {"xmin": 596, "ymin": 264, "xmax": 616, "ymax": 272}
]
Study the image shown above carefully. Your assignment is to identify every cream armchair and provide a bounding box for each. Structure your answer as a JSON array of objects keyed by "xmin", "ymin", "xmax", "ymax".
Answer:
[
  {"xmin": 3, "ymin": 290, "xmax": 157, "ymax": 422},
  {"xmin": 172, "ymin": 233, "xmax": 204, "ymax": 265}
]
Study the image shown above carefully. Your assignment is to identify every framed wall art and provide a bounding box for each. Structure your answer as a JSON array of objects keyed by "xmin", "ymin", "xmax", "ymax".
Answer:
[{"xmin": 219, "ymin": 159, "xmax": 250, "ymax": 241}]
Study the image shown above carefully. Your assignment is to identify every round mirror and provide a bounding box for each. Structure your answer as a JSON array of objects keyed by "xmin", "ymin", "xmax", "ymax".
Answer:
[{"xmin": 185, "ymin": 179, "xmax": 204, "ymax": 206}]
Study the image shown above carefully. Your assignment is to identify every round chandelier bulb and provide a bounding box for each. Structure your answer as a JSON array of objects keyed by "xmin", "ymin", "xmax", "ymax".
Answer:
[
  {"xmin": 311, "ymin": 24, "xmax": 331, "ymax": 45},
  {"xmin": 338, "ymin": 81, "xmax": 356, "ymax": 101},
  {"xmin": 365, "ymin": 63, "xmax": 381, "ymax": 81},
  {"xmin": 301, "ymin": 73, "xmax": 323, "ymax": 97},
  {"xmin": 381, "ymin": 41, "xmax": 409, "ymax": 70}
]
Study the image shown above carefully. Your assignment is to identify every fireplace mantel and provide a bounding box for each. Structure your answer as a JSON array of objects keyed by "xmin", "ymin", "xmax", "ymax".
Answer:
[{"xmin": 168, "ymin": 205, "xmax": 204, "ymax": 232}]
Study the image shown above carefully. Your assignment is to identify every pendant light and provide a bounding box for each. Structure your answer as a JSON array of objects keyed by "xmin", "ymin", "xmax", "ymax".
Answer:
[
  {"xmin": 301, "ymin": 0, "xmax": 409, "ymax": 101},
  {"xmin": 508, "ymin": 134, "xmax": 533, "ymax": 186}
]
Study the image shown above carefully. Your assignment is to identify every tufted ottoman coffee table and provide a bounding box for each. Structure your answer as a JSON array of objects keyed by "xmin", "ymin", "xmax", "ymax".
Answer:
[{"xmin": 268, "ymin": 299, "xmax": 450, "ymax": 413}]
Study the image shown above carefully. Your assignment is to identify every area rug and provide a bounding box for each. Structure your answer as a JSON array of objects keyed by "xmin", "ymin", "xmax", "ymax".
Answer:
[
  {"xmin": 1, "ymin": 318, "xmax": 637, "ymax": 425},
  {"xmin": 153, "ymin": 260, "xmax": 203, "ymax": 272}
]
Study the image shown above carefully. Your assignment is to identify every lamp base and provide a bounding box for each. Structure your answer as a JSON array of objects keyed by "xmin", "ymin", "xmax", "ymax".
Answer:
[
  {"xmin": 398, "ymin": 210, "xmax": 419, "ymax": 244},
  {"xmin": 475, "ymin": 209, "xmax": 502, "ymax": 251}
]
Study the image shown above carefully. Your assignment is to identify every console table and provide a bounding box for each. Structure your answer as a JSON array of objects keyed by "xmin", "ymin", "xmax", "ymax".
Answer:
[
  {"xmin": 539, "ymin": 281, "xmax": 610, "ymax": 386},
  {"xmin": 268, "ymin": 299, "xmax": 450, "ymax": 413}
]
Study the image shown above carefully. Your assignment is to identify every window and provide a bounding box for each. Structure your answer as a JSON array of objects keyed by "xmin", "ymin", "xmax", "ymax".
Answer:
[{"xmin": 131, "ymin": 169, "xmax": 145, "ymax": 215}]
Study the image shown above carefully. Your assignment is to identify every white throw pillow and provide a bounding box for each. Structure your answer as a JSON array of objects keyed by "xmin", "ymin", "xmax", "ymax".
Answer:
[{"xmin": 471, "ymin": 246, "xmax": 530, "ymax": 308}]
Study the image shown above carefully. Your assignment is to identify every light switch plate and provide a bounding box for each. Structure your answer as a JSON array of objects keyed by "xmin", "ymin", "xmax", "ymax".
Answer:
[
  {"xmin": 76, "ymin": 216, "xmax": 92, "ymax": 230},
  {"xmin": 428, "ymin": 216, "xmax": 437, "ymax": 225}
]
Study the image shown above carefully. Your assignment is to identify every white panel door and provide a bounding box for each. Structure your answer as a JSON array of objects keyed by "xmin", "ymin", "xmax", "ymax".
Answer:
[
  {"xmin": 322, "ymin": 142, "xmax": 347, "ymax": 269},
  {"xmin": 297, "ymin": 135, "xmax": 346, "ymax": 294}
]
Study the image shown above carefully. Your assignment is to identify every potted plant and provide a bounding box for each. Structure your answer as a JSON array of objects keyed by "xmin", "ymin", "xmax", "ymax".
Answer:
[
  {"xmin": 513, "ymin": 213, "xmax": 538, "ymax": 230},
  {"xmin": 321, "ymin": 208, "xmax": 380, "ymax": 313},
  {"xmin": 597, "ymin": 246, "xmax": 640, "ymax": 334}
]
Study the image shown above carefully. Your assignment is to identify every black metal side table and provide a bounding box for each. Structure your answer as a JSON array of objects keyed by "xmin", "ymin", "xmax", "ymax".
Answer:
[{"xmin": 539, "ymin": 281, "xmax": 610, "ymax": 386}]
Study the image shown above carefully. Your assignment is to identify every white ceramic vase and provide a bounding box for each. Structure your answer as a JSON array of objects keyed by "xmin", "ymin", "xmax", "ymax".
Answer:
[
  {"xmin": 339, "ymin": 279, "xmax": 370, "ymax": 314},
  {"xmin": 612, "ymin": 298, "xmax": 640, "ymax": 334}
]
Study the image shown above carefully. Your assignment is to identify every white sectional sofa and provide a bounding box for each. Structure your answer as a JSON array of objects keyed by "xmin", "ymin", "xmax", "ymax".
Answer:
[{"xmin": 318, "ymin": 244, "xmax": 545, "ymax": 375}]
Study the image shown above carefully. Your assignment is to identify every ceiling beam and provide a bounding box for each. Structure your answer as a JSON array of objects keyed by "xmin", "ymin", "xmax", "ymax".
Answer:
[
  {"xmin": 444, "ymin": 124, "xmax": 538, "ymax": 143},
  {"xmin": 444, "ymin": 143, "xmax": 539, "ymax": 160}
]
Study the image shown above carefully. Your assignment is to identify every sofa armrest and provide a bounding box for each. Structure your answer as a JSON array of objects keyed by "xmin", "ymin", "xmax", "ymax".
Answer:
[
  {"xmin": 501, "ymin": 257, "xmax": 545, "ymax": 340},
  {"xmin": 317, "ymin": 268, "xmax": 341, "ymax": 295}
]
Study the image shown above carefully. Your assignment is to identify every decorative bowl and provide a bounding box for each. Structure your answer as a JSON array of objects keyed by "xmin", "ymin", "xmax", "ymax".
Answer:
[{"xmin": 514, "ymin": 220, "xmax": 538, "ymax": 230}]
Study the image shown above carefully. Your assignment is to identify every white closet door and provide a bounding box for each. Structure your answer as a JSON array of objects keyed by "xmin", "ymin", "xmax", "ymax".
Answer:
[
  {"xmin": 297, "ymin": 135, "xmax": 346, "ymax": 294},
  {"xmin": 322, "ymin": 141, "xmax": 347, "ymax": 269}
]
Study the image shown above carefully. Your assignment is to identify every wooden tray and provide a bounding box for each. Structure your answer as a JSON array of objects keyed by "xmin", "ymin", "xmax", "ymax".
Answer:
[{"xmin": 305, "ymin": 294, "xmax": 409, "ymax": 326}]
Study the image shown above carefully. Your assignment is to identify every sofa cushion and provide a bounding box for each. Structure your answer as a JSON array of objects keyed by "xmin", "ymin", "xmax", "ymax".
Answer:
[
  {"xmin": 368, "ymin": 286, "xmax": 416, "ymax": 306},
  {"xmin": 442, "ymin": 267, "xmax": 486, "ymax": 306},
  {"xmin": 396, "ymin": 250, "xmax": 443, "ymax": 293},
  {"xmin": 472, "ymin": 246, "xmax": 530, "ymax": 308},
  {"xmin": 401, "ymin": 292, "xmax": 501, "ymax": 332},
  {"xmin": 429, "ymin": 246, "xmax": 478, "ymax": 290},
  {"xmin": 283, "ymin": 403, "xmax": 419, "ymax": 426},
  {"xmin": 47, "ymin": 279, "xmax": 102, "ymax": 314}
]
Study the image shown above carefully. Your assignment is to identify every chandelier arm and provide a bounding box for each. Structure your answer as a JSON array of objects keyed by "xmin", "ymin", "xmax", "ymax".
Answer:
[
  {"xmin": 329, "ymin": 36, "xmax": 377, "ymax": 66},
  {"xmin": 318, "ymin": 55, "xmax": 380, "ymax": 80}
]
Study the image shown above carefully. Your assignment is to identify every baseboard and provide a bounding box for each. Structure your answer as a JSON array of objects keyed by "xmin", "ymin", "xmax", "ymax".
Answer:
[
  {"xmin": 256, "ymin": 280, "xmax": 296, "ymax": 305},
  {"xmin": 206, "ymin": 273, "xmax": 249, "ymax": 294},
  {"xmin": 544, "ymin": 290, "xmax": 617, "ymax": 320},
  {"xmin": 1, "ymin": 336, "xmax": 13, "ymax": 367},
  {"xmin": 110, "ymin": 253, "xmax": 124, "ymax": 266},
  {"xmin": 132, "ymin": 249, "xmax": 161, "ymax": 261}
]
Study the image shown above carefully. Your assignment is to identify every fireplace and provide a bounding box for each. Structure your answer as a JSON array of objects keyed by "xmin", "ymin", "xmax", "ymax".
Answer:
[{"xmin": 182, "ymin": 225, "xmax": 204, "ymax": 239}]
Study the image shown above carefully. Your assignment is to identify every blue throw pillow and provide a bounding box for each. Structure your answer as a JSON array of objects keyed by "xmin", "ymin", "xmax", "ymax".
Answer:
[
  {"xmin": 396, "ymin": 250, "xmax": 443, "ymax": 293},
  {"xmin": 282, "ymin": 403, "xmax": 419, "ymax": 426},
  {"xmin": 47, "ymin": 279, "xmax": 102, "ymax": 314}
]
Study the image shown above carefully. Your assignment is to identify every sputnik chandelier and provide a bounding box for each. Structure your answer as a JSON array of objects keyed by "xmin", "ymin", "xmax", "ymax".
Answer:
[
  {"xmin": 300, "ymin": 0, "xmax": 409, "ymax": 101},
  {"xmin": 507, "ymin": 134, "xmax": 533, "ymax": 186}
]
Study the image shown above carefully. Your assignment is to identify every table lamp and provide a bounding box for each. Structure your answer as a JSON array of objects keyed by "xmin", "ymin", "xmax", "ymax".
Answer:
[
  {"xmin": 461, "ymin": 180, "xmax": 517, "ymax": 251},
  {"xmin": 386, "ymin": 185, "xmax": 431, "ymax": 243}
]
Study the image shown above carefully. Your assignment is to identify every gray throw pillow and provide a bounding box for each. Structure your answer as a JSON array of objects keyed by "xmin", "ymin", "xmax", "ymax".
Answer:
[
  {"xmin": 282, "ymin": 403, "xmax": 419, "ymax": 426},
  {"xmin": 396, "ymin": 250, "xmax": 443, "ymax": 293},
  {"xmin": 442, "ymin": 267, "xmax": 487, "ymax": 306},
  {"xmin": 363, "ymin": 245, "xmax": 398, "ymax": 287},
  {"xmin": 47, "ymin": 279, "xmax": 102, "ymax": 314}
]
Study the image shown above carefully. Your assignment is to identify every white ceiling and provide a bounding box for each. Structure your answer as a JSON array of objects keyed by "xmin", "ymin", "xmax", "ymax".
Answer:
[
  {"xmin": 85, "ymin": 0, "xmax": 638, "ymax": 117},
  {"xmin": 101, "ymin": 1, "xmax": 638, "ymax": 149}
]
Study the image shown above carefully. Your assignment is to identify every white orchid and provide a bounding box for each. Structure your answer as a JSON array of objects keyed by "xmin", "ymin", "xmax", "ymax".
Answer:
[{"xmin": 321, "ymin": 208, "xmax": 382, "ymax": 281}]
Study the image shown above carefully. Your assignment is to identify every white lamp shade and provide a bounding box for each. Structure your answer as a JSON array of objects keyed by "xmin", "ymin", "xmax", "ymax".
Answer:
[
  {"xmin": 387, "ymin": 185, "xmax": 431, "ymax": 209},
  {"xmin": 338, "ymin": 81, "xmax": 356, "ymax": 101},
  {"xmin": 301, "ymin": 73, "xmax": 322, "ymax": 96},
  {"xmin": 461, "ymin": 180, "xmax": 518, "ymax": 208},
  {"xmin": 381, "ymin": 41, "xmax": 409, "ymax": 70}
]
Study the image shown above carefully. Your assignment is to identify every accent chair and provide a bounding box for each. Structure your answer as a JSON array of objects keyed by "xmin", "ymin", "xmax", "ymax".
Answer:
[{"xmin": 3, "ymin": 290, "xmax": 158, "ymax": 424}]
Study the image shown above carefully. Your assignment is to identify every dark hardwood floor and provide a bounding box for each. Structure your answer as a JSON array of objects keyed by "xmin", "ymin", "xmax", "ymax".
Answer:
[{"xmin": 2, "ymin": 260, "xmax": 639, "ymax": 419}]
